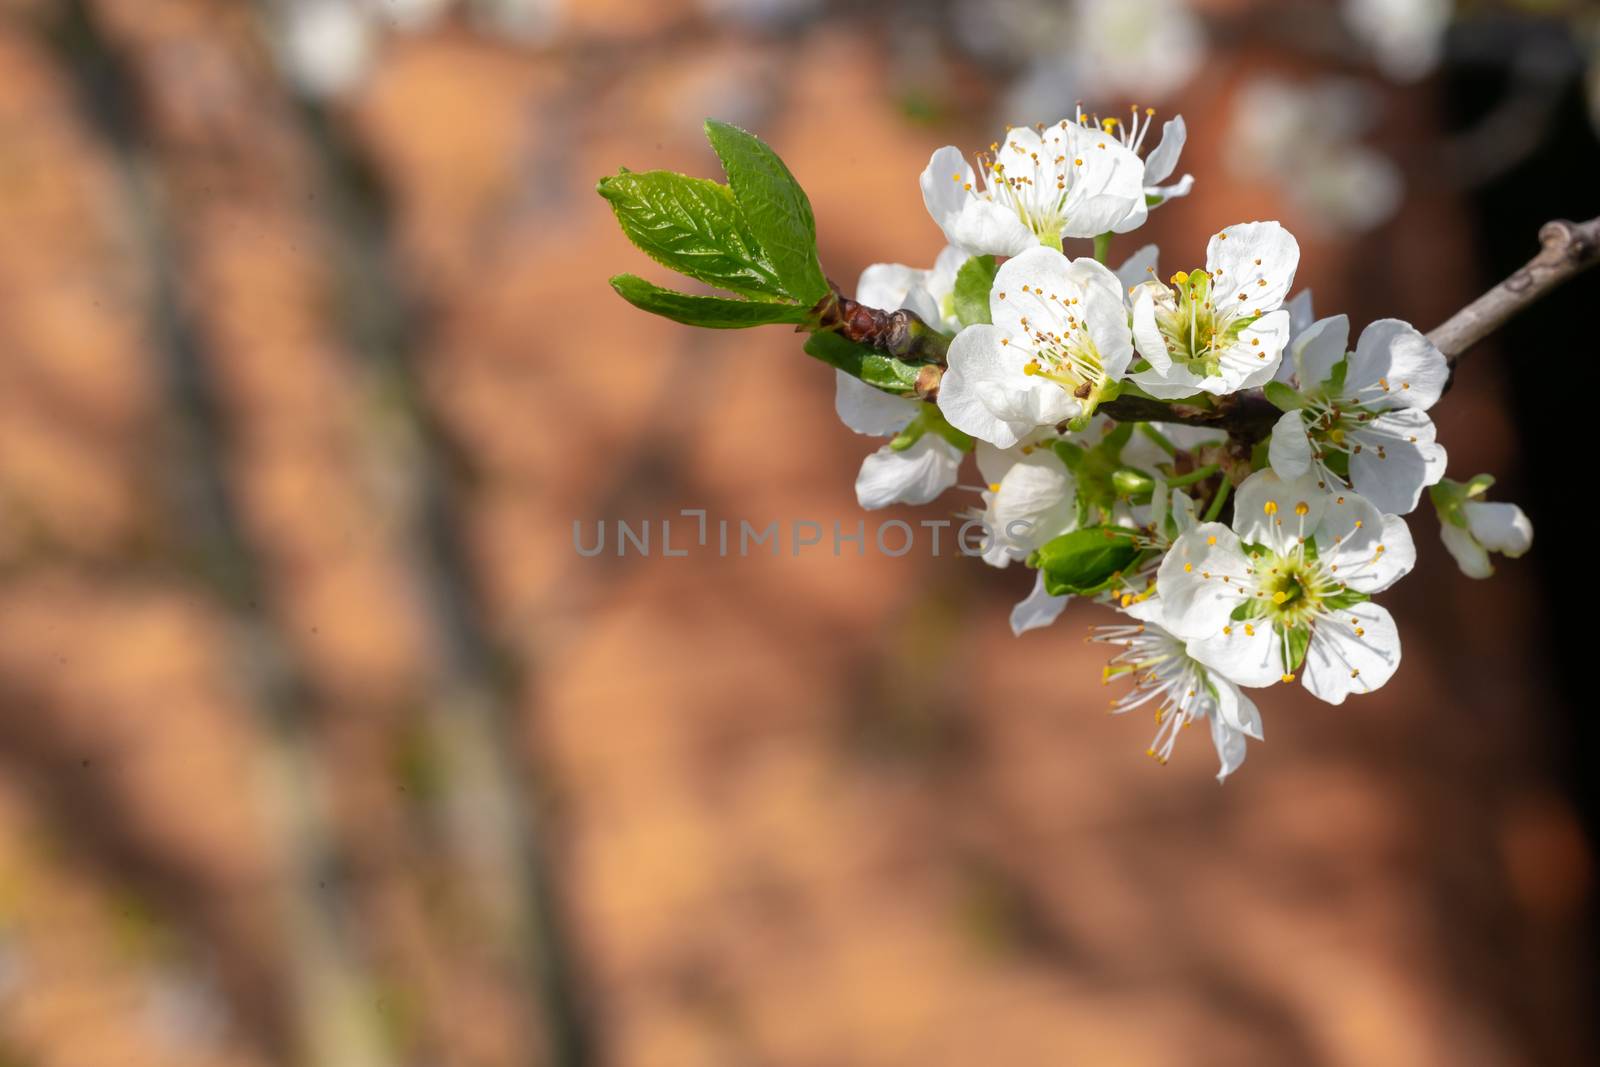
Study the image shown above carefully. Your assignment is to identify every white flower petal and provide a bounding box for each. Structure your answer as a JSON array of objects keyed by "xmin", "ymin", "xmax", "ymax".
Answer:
[
  {"xmin": 1114, "ymin": 244, "xmax": 1160, "ymax": 294},
  {"xmin": 1232, "ymin": 468, "xmax": 1329, "ymax": 553},
  {"xmin": 1462, "ymin": 500, "xmax": 1533, "ymax": 557},
  {"xmin": 1063, "ymin": 123, "xmax": 1147, "ymax": 237},
  {"xmin": 856, "ymin": 262, "xmax": 922, "ymax": 311},
  {"xmin": 1209, "ymin": 715, "xmax": 1249, "ymax": 782},
  {"xmin": 1131, "ymin": 283, "xmax": 1173, "ymax": 374},
  {"xmin": 939, "ymin": 325, "xmax": 1078, "ymax": 448},
  {"xmin": 1301, "ymin": 601, "xmax": 1401, "ymax": 705},
  {"xmin": 835, "ymin": 370, "xmax": 917, "ymax": 436},
  {"xmin": 1143, "ymin": 115, "xmax": 1186, "ymax": 185},
  {"xmin": 1268, "ymin": 411, "xmax": 1314, "ymax": 480},
  {"xmin": 1285, "ymin": 289, "xmax": 1316, "ymax": 338},
  {"xmin": 1010, "ymin": 571, "xmax": 1071, "ymax": 635},
  {"xmin": 925, "ymin": 245, "xmax": 972, "ymax": 312},
  {"xmin": 950, "ymin": 199, "xmax": 1038, "ymax": 258},
  {"xmin": 1206, "ymin": 220, "xmax": 1300, "ymax": 313},
  {"xmin": 920, "ymin": 146, "xmax": 977, "ymax": 247},
  {"xmin": 1229, "ymin": 309, "xmax": 1292, "ymax": 388},
  {"xmin": 1347, "ymin": 318, "xmax": 1448, "ymax": 410},
  {"xmin": 1347, "ymin": 413, "xmax": 1447, "ymax": 515},
  {"xmin": 1213, "ymin": 678, "xmax": 1264, "ymax": 740},
  {"xmin": 1156, "ymin": 523, "xmax": 1253, "ymax": 639},
  {"xmin": 1440, "ymin": 520, "xmax": 1493, "ymax": 579},
  {"xmin": 1289, "ymin": 314, "xmax": 1350, "ymax": 389},
  {"xmin": 1152, "ymin": 173, "xmax": 1195, "ymax": 201},
  {"xmin": 1188, "ymin": 618, "xmax": 1285, "ymax": 688},
  {"xmin": 983, "ymin": 451, "xmax": 1077, "ymax": 565},
  {"xmin": 1318, "ymin": 494, "xmax": 1416, "ymax": 594},
  {"xmin": 854, "ymin": 435, "xmax": 963, "ymax": 509}
]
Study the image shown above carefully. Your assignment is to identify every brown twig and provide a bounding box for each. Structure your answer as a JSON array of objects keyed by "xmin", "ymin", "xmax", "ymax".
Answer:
[
  {"xmin": 1428, "ymin": 215, "xmax": 1600, "ymax": 366},
  {"xmin": 814, "ymin": 280, "xmax": 951, "ymax": 363},
  {"xmin": 871, "ymin": 215, "xmax": 1600, "ymax": 440}
]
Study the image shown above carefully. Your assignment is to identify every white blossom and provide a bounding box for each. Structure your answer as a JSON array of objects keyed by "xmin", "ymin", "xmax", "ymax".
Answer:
[
  {"xmin": 920, "ymin": 118, "xmax": 1148, "ymax": 258},
  {"xmin": 974, "ymin": 438, "xmax": 1078, "ymax": 569},
  {"xmin": 1093, "ymin": 619, "xmax": 1263, "ymax": 779},
  {"xmin": 1157, "ymin": 469, "xmax": 1415, "ymax": 705},
  {"xmin": 1227, "ymin": 77, "xmax": 1402, "ymax": 234},
  {"xmin": 1343, "ymin": 0, "xmax": 1451, "ymax": 82},
  {"xmin": 1128, "ymin": 221, "xmax": 1301, "ymax": 399},
  {"xmin": 1268, "ymin": 315, "xmax": 1449, "ymax": 515},
  {"xmin": 939, "ymin": 248, "xmax": 1134, "ymax": 447},
  {"xmin": 1431, "ymin": 476, "xmax": 1534, "ymax": 579}
]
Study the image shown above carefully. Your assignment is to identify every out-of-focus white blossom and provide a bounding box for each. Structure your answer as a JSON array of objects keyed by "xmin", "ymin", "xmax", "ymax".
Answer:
[
  {"xmin": 274, "ymin": 0, "xmax": 376, "ymax": 99},
  {"xmin": 1227, "ymin": 77, "xmax": 1403, "ymax": 234},
  {"xmin": 962, "ymin": 0, "xmax": 1205, "ymax": 116},
  {"xmin": 1344, "ymin": 0, "xmax": 1452, "ymax": 82}
]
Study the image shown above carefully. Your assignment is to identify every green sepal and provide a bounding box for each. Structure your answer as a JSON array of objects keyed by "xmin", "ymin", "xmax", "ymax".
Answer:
[
  {"xmin": 952, "ymin": 255, "xmax": 999, "ymax": 327},
  {"xmin": 890, "ymin": 403, "xmax": 974, "ymax": 453},
  {"xmin": 609, "ymin": 274, "xmax": 814, "ymax": 329},
  {"xmin": 703, "ymin": 120, "xmax": 829, "ymax": 305},
  {"xmin": 1263, "ymin": 380, "xmax": 1308, "ymax": 412},
  {"xmin": 1052, "ymin": 440, "xmax": 1086, "ymax": 469}
]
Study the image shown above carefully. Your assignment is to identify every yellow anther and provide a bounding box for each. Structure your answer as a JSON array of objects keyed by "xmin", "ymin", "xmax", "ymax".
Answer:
[
  {"xmin": 1183, "ymin": 562, "xmax": 1193, "ymax": 573},
  {"xmin": 1206, "ymin": 535, "xmax": 1217, "ymax": 545},
  {"xmin": 1281, "ymin": 673, "xmax": 1295, "ymax": 683},
  {"xmin": 1294, "ymin": 501, "xmax": 1309, "ymax": 515},
  {"xmin": 1263, "ymin": 500, "xmax": 1279, "ymax": 515},
  {"xmin": 1271, "ymin": 591, "xmax": 1289, "ymax": 604}
]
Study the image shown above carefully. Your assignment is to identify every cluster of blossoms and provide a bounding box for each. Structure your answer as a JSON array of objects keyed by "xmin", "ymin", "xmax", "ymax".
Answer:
[
  {"xmin": 599, "ymin": 110, "xmax": 1538, "ymax": 784},
  {"xmin": 833, "ymin": 108, "xmax": 1533, "ymax": 780}
]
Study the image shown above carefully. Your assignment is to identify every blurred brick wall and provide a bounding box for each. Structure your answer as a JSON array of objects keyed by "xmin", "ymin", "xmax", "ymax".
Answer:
[{"xmin": 0, "ymin": 2, "xmax": 1591, "ymax": 1065}]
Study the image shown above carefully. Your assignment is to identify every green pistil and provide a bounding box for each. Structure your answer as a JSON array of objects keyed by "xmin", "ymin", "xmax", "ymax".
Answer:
[{"xmin": 1155, "ymin": 269, "xmax": 1259, "ymax": 378}]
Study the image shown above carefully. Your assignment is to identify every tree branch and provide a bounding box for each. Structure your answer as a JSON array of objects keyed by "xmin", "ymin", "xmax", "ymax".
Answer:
[
  {"xmin": 815, "ymin": 280, "xmax": 950, "ymax": 364},
  {"xmin": 861, "ymin": 215, "xmax": 1600, "ymax": 436},
  {"xmin": 1428, "ymin": 215, "xmax": 1600, "ymax": 366}
]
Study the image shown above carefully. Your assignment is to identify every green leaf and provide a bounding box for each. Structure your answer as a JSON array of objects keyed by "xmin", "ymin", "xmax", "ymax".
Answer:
[
  {"xmin": 598, "ymin": 170, "xmax": 784, "ymax": 298},
  {"xmin": 1034, "ymin": 526, "xmax": 1142, "ymax": 597},
  {"xmin": 609, "ymin": 274, "xmax": 814, "ymax": 329},
  {"xmin": 952, "ymin": 255, "xmax": 998, "ymax": 326},
  {"xmin": 803, "ymin": 330, "xmax": 922, "ymax": 393},
  {"xmin": 704, "ymin": 120, "xmax": 829, "ymax": 304},
  {"xmin": 1263, "ymin": 380, "xmax": 1307, "ymax": 412}
]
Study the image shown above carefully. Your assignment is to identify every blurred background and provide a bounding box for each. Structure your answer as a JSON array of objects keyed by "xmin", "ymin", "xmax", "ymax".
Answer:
[{"xmin": 0, "ymin": 0, "xmax": 1597, "ymax": 1064}]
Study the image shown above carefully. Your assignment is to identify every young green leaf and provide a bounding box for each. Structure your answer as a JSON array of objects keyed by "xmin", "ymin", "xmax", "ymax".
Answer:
[
  {"xmin": 803, "ymin": 331, "xmax": 923, "ymax": 394},
  {"xmin": 1033, "ymin": 526, "xmax": 1142, "ymax": 596},
  {"xmin": 610, "ymin": 274, "xmax": 814, "ymax": 329},
  {"xmin": 703, "ymin": 120, "xmax": 829, "ymax": 305},
  {"xmin": 597, "ymin": 171, "xmax": 785, "ymax": 298},
  {"xmin": 952, "ymin": 255, "xmax": 998, "ymax": 326}
]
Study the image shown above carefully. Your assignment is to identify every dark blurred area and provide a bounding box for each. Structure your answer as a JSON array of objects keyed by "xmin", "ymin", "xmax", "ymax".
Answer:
[{"xmin": 0, "ymin": 0, "xmax": 1596, "ymax": 1064}]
